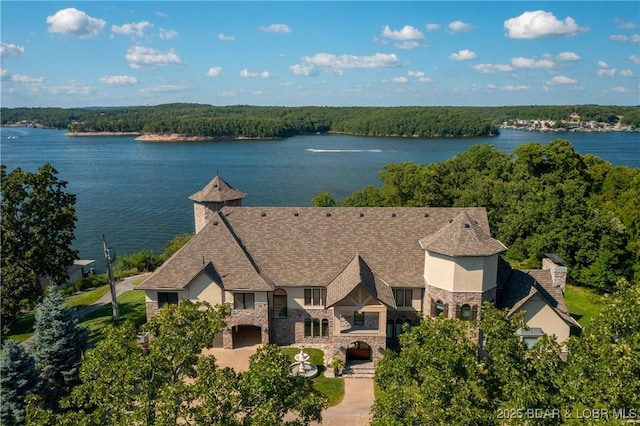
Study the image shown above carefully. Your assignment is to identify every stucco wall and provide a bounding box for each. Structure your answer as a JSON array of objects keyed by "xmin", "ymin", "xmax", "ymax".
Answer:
[
  {"xmin": 517, "ymin": 294, "xmax": 571, "ymax": 343},
  {"xmin": 424, "ymin": 252, "xmax": 498, "ymax": 293}
]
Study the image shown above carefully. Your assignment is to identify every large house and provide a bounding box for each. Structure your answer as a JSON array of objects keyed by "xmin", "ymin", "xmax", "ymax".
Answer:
[{"xmin": 139, "ymin": 175, "xmax": 580, "ymax": 366}]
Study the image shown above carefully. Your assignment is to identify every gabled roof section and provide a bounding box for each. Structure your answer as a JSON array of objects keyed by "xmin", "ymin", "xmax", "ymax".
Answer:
[
  {"xmin": 139, "ymin": 211, "xmax": 272, "ymax": 291},
  {"xmin": 498, "ymin": 267, "xmax": 581, "ymax": 329},
  {"xmin": 326, "ymin": 254, "xmax": 397, "ymax": 309},
  {"xmin": 419, "ymin": 210, "xmax": 507, "ymax": 257},
  {"xmin": 189, "ymin": 175, "xmax": 246, "ymax": 203}
]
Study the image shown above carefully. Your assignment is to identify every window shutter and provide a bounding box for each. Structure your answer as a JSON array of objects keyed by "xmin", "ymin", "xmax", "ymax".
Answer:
[
  {"xmin": 455, "ymin": 305, "xmax": 461, "ymax": 319},
  {"xmin": 430, "ymin": 299, "xmax": 437, "ymax": 317},
  {"xmin": 471, "ymin": 305, "xmax": 478, "ymax": 320},
  {"xmin": 444, "ymin": 303, "xmax": 449, "ymax": 317}
]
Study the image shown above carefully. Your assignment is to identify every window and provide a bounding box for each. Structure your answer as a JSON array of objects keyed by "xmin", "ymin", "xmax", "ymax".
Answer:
[
  {"xmin": 386, "ymin": 319, "xmax": 394, "ymax": 338},
  {"xmin": 435, "ymin": 300, "xmax": 445, "ymax": 317},
  {"xmin": 393, "ymin": 289, "xmax": 413, "ymax": 307},
  {"xmin": 304, "ymin": 288, "xmax": 326, "ymax": 306},
  {"xmin": 304, "ymin": 318, "xmax": 328, "ymax": 338},
  {"xmin": 517, "ymin": 327, "xmax": 546, "ymax": 349},
  {"xmin": 460, "ymin": 304, "xmax": 472, "ymax": 321},
  {"xmin": 158, "ymin": 292, "xmax": 178, "ymax": 308},
  {"xmin": 354, "ymin": 311, "xmax": 365, "ymax": 326},
  {"xmin": 273, "ymin": 289, "xmax": 287, "ymax": 318},
  {"xmin": 233, "ymin": 293, "xmax": 254, "ymax": 309}
]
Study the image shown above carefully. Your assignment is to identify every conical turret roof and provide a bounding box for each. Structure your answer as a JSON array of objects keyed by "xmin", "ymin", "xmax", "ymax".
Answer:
[
  {"xmin": 419, "ymin": 210, "xmax": 506, "ymax": 257},
  {"xmin": 189, "ymin": 175, "xmax": 246, "ymax": 203}
]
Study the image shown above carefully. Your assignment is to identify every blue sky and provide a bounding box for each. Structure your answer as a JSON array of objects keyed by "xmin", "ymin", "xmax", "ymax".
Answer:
[{"xmin": 1, "ymin": 1, "xmax": 639, "ymax": 107}]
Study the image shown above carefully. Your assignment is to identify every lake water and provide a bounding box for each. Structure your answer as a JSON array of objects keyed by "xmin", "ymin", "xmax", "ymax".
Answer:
[{"xmin": 1, "ymin": 126, "xmax": 638, "ymax": 271}]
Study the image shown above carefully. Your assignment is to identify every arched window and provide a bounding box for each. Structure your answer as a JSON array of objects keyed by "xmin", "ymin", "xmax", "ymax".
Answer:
[
  {"xmin": 321, "ymin": 319, "xmax": 329, "ymax": 337},
  {"xmin": 460, "ymin": 304, "xmax": 472, "ymax": 321},
  {"xmin": 304, "ymin": 318, "xmax": 311, "ymax": 337},
  {"xmin": 435, "ymin": 300, "xmax": 445, "ymax": 316},
  {"xmin": 273, "ymin": 289, "xmax": 287, "ymax": 318},
  {"xmin": 312, "ymin": 318, "xmax": 321, "ymax": 337}
]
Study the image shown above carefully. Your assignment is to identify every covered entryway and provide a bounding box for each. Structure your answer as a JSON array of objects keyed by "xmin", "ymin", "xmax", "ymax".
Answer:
[
  {"xmin": 346, "ymin": 341, "xmax": 372, "ymax": 361},
  {"xmin": 231, "ymin": 325, "xmax": 261, "ymax": 348}
]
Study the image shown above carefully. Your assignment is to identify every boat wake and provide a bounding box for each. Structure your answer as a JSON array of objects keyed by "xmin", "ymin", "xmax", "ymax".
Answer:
[{"xmin": 306, "ymin": 148, "xmax": 388, "ymax": 153}]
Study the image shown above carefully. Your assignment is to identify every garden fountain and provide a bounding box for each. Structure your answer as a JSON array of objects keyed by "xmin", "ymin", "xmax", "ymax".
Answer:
[{"xmin": 289, "ymin": 345, "xmax": 319, "ymax": 378}]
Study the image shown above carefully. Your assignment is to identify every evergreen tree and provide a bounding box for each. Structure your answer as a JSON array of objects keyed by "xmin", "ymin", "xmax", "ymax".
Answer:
[
  {"xmin": 1, "ymin": 339, "xmax": 42, "ymax": 426},
  {"xmin": 29, "ymin": 290, "xmax": 88, "ymax": 403}
]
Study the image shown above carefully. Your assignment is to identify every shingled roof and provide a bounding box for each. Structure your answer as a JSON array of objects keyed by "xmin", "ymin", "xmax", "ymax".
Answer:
[
  {"xmin": 140, "ymin": 206, "xmax": 496, "ymax": 291},
  {"xmin": 188, "ymin": 175, "xmax": 246, "ymax": 203},
  {"xmin": 419, "ymin": 210, "xmax": 507, "ymax": 257},
  {"xmin": 325, "ymin": 254, "xmax": 396, "ymax": 309},
  {"xmin": 497, "ymin": 267, "xmax": 580, "ymax": 328}
]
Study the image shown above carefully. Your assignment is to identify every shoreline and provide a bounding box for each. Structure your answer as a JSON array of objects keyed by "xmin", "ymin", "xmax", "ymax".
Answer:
[{"xmin": 66, "ymin": 131, "xmax": 141, "ymax": 137}]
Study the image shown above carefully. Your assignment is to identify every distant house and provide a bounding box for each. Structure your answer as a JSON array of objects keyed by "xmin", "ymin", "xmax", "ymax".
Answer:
[
  {"xmin": 139, "ymin": 175, "xmax": 580, "ymax": 367},
  {"xmin": 39, "ymin": 259, "xmax": 96, "ymax": 290}
]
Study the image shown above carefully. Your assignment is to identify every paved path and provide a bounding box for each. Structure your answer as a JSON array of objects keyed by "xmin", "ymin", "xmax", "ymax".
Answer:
[
  {"xmin": 73, "ymin": 273, "xmax": 149, "ymax": 318},
  {"xmin": 312, "ymin": 378, "xmax": 374, "ymax": 426}
]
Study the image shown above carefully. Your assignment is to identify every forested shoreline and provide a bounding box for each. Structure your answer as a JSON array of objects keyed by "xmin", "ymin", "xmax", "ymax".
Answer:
[{"xmin": 2, "ymin": 104, "xmax": 638, "ymax": 140}]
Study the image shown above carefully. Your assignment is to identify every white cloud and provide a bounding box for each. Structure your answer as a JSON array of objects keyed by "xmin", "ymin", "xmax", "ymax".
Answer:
[
  {"xmin": 300, "ymin": 52, "xmax": 401, "ymax": 72},
  {"xmin": 381, "ymin": 25, "xmax": 425, "ymax": 40},
  {"xmin": 610, "ymin": 86, "xmax": 627, "ymax": 93},
  {"xmin": 548, "ymin": 75, "xmax": 577, "ymax": 84},
  {"xmin": 289, "ymin": 64, "xmax": 317, "ymax": 76},
  {"xmin": 46, "ymin": 8, "xmax": 106, "ymax": 38},
  {"xmin": 598, "ymin": 61, "xmax": 609, "ymax": 68},
  {"xmin": 501, "ymin": 85, "xmax": 529, "ymax": 91},
  {"xmin": 425, "ymin": 23, "xmax": 440, "ymax": 32},
  {"xmin": 1, "ymin": 43, "xmax": 24, "ymax": 58},
  {"xmin": 218, "ymin": 34, "xmax": 235, "ymax": 41},
  {"xmin": 11, "ymin": 73, "xmax": 44, "ymax": 84},
  {"xmin": 511, "ymin": 57, "xmax": 555, "ymax": 69},
  {"xmin": 417, "ymin": 77, "xmax": 433, "ymax": 83},
  {"xmin": 471, "ymin": 63, "xmax": 514, "ymax": 73},
  {"xmin": 486, "ymin": 84, "xmax": 497, "ymax": 90},
  {"xmin": 610, "ymin": 35, "xmax": 629, "ymax": 42},
  {"xmin": 99, "ymin": 75, "xmax": 137, "ymax": 86},
  {"xmin": 139, "ymin": 85, "xmax": 186, "ymax": 94},
  {"xmin": 112, "ymin": 21, "xmax": 152, "ymax": 37},
  {"xmin": 390, "ymin": 76, "xmax": 408, "ymax": 83},
  {"xmin": 125, "ymin": 46, "xmax": 184, "ymax": 69},
  {"xmin": 258, "ymin": 24, "xmax": 292, "ymax": 33},
  {"xmin": 597, "ymin": 68, "xmax": 616, "ymax": 77},
  {"xmin": 240, "ymin": 69, "xmax": 272, "ymax": 78},
  {"xmin": 620, "ymin": 69, "xmax": 633, "ymax": 77},
  {"xmin": 156, "ymin": 11, "xmax": 169, "ymax": 18},
  {"xmin": 159, "ymin": 28, "xmax": 179, "ymax": 40},
  {"xmin": 408, "ymin": 70, "xmax": 425, "ymax": 77},
  {"xmin": 556, "ymin": 51, "xmax": 581, "ymax": 61},
  {"xmin": 448, "ymin": 20, "xmax": 472, "ymax": 33},
  {"xmin": 616, "ymin": 19, "xmax": 637, "ymax": 30},
  {"xmin": 630, "ymin": 55, "xmax": 640, "ymax": 65},
  {"xmin": 394, "ymin": 41, "xmax": 421, "ymax": 50},
  {"xmin": 0, "ymin": 68, "xmax": 8, "ymax": 79},
  {"xmin": 220, "ymin": 91, "xmax": 236, "ymax": 97},
  {"xmin": 504, "ymin": 10, "xmax": 587, "ymax": 39},
  {"xmin": 633, "ymin": 34, "xmax": 640, "ymax": 43},
  {"xmin": 449, "ymin": 49, "xmax": 477, "ymax": 61},
  {"xmin": 46, "ymin": 81, "xmax": 94, "ymax": 95},
  {"xmin": 206, "ymin": 67, "xmax": 222, "ymax": 77}
]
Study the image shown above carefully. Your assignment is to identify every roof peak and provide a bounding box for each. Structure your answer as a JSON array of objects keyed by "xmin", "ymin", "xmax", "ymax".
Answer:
[
  {"xmin": 419, "ymin": 210, "xmax": 506, "ymax": 257},
  {"xmin": 189, "ymin": 175, "xmax": 246, "ymax": 203}
]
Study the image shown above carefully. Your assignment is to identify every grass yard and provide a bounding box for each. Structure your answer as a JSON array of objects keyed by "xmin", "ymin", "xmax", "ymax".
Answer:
[
  {"xmin": 564, "ymin": 284, "xmax": 605, "ymax": 328},
  {"xmin": 65, "ymin": 284, "xmax": 110, "ymax": 311},
  {"xmin": 78, "ymin": 289, "xmax": 146, "ymax": 345},
  {"xmin": 282, "ymin": 347, "xmax": 345, "ymax": 406}
]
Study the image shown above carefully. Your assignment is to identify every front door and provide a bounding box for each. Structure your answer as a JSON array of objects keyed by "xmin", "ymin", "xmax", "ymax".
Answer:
[{"xmin": 346, "ymin": 341, "xmax": 372, "ymax": 361}]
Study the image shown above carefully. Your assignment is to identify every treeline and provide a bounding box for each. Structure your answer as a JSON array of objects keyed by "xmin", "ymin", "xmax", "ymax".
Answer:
[
  {"xmin": 4, "ymin": 104, "xmax": 637, "ymax": 139},
  {"xmin": 314, "ymin": 139, "xmax": 640, "ymax": 292}
]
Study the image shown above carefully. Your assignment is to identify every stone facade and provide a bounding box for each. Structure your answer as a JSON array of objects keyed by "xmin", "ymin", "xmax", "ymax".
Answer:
[
  {"xmin": 223, "ymin": 302, "xmax": 269, "ymax": 349},
  {"xmin": 270, "ymin": 308, "xmax": 333, "ymax": 346},
  {"xmin": 146, "ymin": 301, "xmax": 160, "ymax": 318},
  {"xmin": 424, "ymin": 285, "xmax": 497, "ymax": 320},
  {"xmin": 542, "ymin": 257, "xmax": 567, "ymax": 291},
  {"xmin": 332, "ymin": 335, "xmax": 387, "ymax": 365},
  {"xmin": 337, "ymin": 311, "xmax": 379, "ymax": 332}
]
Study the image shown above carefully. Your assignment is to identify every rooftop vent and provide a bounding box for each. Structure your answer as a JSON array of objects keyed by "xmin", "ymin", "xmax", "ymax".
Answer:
[
  {"xmin": 449, "ymin": 219, "xmax": 453, "ymax": 223},
  {"xmin": 391, "ymin": 213, "xmax": 396, "ymax": 217},
  {"xmin": 213, "ymin": 221, "xmax": 219, "ymax": 226},
  {"xmin": 359, "ymin": 212, "xmax": 365, "ymax": 217},
  {"xmin": 464, "ymin": 223, "xmax": 470, "ymax": 228},
  {"xmin": 424, "ymin": 213, "xmax": 429, "ymax": 217},
  {"xmin": 261, "ymin": 212, "xmax": 267, "ymax": 217},
  {"xmin": 294, "ymin": 212, "xmax": 299, "ymax": 217},
  {"xmin": 326, "ymin": 212, "xmax": 332, "ymax": 217}
]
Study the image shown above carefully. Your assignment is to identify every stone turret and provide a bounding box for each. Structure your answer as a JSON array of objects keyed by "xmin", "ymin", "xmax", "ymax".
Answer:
[{"xmin": 189, "ymin": 175, "xmax": 246, "ymax": 233}]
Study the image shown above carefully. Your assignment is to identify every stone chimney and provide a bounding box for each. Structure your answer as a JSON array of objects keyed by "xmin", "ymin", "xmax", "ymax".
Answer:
[{"xmin": 542, "ymin": 254, "xmax": 567, "ymax": 292}]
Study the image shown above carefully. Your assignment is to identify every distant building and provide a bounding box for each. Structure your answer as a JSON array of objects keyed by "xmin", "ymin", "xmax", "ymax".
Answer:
[{"xmin": 140, "ymin": 175, "xmax": 580, "ymax": 368}]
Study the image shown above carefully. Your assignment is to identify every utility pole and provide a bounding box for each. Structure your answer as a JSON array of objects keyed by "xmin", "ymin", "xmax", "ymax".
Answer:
[{"xmin": 102, "ymin": 234, "xmax": 120, "ymax": 321}]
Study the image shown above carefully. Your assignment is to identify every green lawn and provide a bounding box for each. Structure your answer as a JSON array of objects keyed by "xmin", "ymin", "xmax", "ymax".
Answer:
[
  {"xmin": 564, "ymin": 284, "xmax": 605, "ymax": 328},
  {"xmin": 65, "ymin": 285, "xmax": 110, "ymax": 311},
  {"xmin": 78, "ymin": 289, "xmax": 147, "ymax": 345},
  {"xmin": 282, "ymin": 347, "xmax": 345, "ymax": 406}
]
